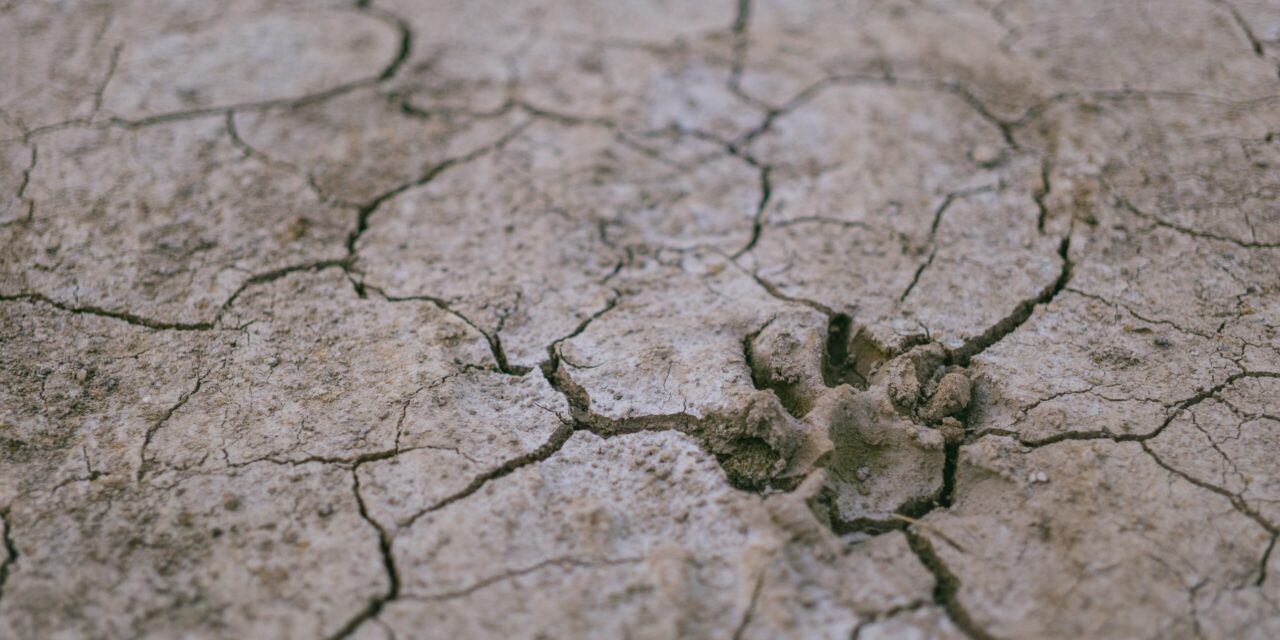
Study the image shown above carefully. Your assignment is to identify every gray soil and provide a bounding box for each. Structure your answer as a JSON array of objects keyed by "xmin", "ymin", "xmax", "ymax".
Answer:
[{"xmin": 2, "ymin": 0, "xmax": 1279, "ymax": 638}]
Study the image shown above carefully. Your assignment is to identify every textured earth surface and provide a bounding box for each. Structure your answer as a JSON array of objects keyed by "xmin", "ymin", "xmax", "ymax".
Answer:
[{"xmin": 2, "ymin": 0, "xmax": 1280, "ymax": 638}]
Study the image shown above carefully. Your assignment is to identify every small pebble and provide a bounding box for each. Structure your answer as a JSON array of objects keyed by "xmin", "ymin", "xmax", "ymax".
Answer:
[
  {"xmin": 75, "ymin": 368, "xmax": 89, "ymax": 383},
  {"xmin": 1029, "ymin": 471, "xmax": 1050, "ymax": 484},
  {"xmin": 971, "ymin": 144, "xmax": 1002, "ymax": 167}
]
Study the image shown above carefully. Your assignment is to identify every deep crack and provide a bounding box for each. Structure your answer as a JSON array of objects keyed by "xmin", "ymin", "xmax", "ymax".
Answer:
[
  {"xmin": 905, "ymin": 530, "xmax": 1001, "ymax": 640},
  {"xmin": 947, "ymin": 234, "xmax": 1073, "ymax": 366},
  {"xmin": 326, "ymin": 469, "xmax": 401, "ymax": 640}
]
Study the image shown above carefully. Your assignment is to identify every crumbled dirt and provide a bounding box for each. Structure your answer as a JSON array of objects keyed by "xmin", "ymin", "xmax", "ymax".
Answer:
[{"xmin": 2, "ymin": 0, "xmax": 1279, "ymax": 638}]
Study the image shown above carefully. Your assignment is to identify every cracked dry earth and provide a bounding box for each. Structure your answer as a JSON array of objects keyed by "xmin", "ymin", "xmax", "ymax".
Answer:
[{"xmin": 2, "ymin": 1, "xmax": 1280, "ymax": 639}]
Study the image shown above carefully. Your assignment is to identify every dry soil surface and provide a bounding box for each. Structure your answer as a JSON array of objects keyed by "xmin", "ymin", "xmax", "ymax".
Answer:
[{"xmin": 2, "ymin": 1, "xmax": 1280, "ymax": 638}]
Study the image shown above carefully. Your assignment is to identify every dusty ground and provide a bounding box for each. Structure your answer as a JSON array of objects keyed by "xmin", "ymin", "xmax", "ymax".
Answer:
[{"xmin": 1, "ymin": 0, "xmax": 1279, "ymax": 638}]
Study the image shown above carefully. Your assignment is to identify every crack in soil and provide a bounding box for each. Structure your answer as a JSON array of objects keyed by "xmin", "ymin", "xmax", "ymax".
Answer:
[
  {"xmin": 325, "ymin": 470, "xmax": 400, "ymax": 640},
  {"xmin": 0, "ymin": 508, "xmax": 18, "ymax": 606},
  {"xmin": 947, "ymin": 234, "xmax": 1073, "ymax": 366},
  {"xmin": 905, "ymin": 530, "xmax": 1001, "ymax": 640}
]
